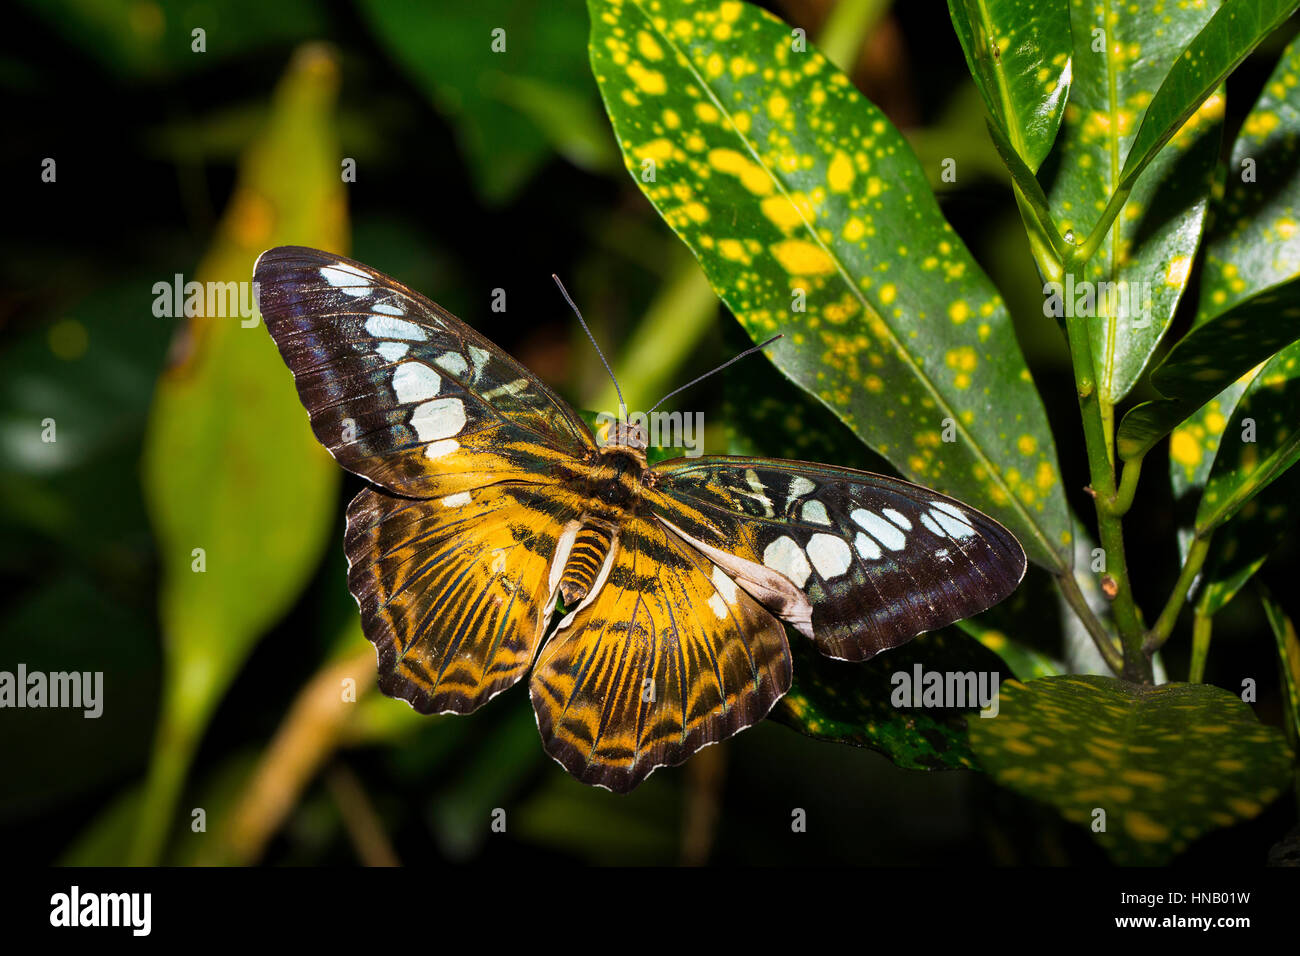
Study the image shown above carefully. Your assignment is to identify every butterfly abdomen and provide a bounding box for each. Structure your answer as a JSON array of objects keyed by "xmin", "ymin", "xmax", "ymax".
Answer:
[{"xmin": 558, "ymin": 524, "xmax": 614, "ymax": 605}]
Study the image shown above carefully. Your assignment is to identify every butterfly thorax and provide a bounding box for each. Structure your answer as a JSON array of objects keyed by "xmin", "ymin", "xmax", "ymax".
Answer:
[{"xmin": 556, "ymin": 434, "xmax": 653, "ymax": 606}]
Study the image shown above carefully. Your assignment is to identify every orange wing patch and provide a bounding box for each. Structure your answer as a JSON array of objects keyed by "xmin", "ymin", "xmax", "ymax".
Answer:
[
  {"xmin": 346, "ymin": 481, "xmax": 584, "ymax": 714},
  {"xmin": 530, "ymin": 514, "xmax": 792, "ymax": 792}
]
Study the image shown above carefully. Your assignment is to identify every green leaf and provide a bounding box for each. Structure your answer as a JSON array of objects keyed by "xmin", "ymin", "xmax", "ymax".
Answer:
[
  {"xmin": 1116, "ymin": 0, "xmax": 1300, "ymax": 206},
  {"xmin": 1121, "ymin": 34, "xmax": 1300, "ymax": 460},
  {"xmin": 1170, "ymin": 371, "xmax": 1260, "ymax": 615},
  {"xmin": 1197, "ymin": 28, "xmax": 1300, "ymax": 320},
  {"xmin": 16, "ymin": 0, "xmax": 327, "ymax": 77},
  {"xmin": 589, "ymin": 0, "xmax": 1072, "ymax": 572},
  {"xmin": 969, "ymin": 675, "xmax": 1294, "ymax": 864},
  {"xmin": 357, "ymin": 0, "xmax": 601, "ymax": 203},
  {"xmin": 1196, "ymin": 340, "xmax": 1300, "ymax": 535},
  {"xmin": 774, "ymin": 630, "xmax": 1013, "ymax": 770},
  {"xmin": 133, "ymin": 45, "xmax": 347, "ymax": 864},
  {"xmin": 1117, "ymin": 280, "xmax": 1300, "ymax": 460},
  {"xmin": 1260, "ymin": 588, "xmax": 1300, "ymax": 749},
  {"xmin": 1048, "ymin": 0, "xmax": 1224, "ymax": 407},
  {"xmin": 947, "ymin": 0, "xmax": 1072, "ymax": 172}
]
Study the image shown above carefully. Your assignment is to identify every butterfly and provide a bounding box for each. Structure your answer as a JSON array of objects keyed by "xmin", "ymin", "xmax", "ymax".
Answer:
[{"xmin": 254, "ymin": 246, "xmax": 1027, "ymax": 792}]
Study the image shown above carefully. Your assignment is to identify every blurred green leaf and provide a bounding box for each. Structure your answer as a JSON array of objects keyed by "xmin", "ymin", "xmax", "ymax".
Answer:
[
  {"xmin": 1196, "ymin": 340, "xmax": 1300, "ymax": 535},
  {"xmin": 19, "ymin": 0, "xmax": 328, "ymax": 77},
  {"xmin": 1048, "ymin": 0, "xmax": 1223, "ymax": 406},
  {"xmin": 969, "ymin": 675, "xmax": 1293, "ymax": 863},
  {"xmin": 775, "ymin": 630, "xmax": 1013, "ymax": 770},
  {"xmin": 133, "ymin": 45, "xmax": 347, "ymax": 864},
  {"xmin": 947, "ymin": 0, "xmax": 1072, "ymax": 172},
  {"xmin": 514, "ymin": 772, "xmax": 680, "ymax": 864},
  {"xmin": 427, "ymin": 698, "xmax": 543, "ymax": 860},
  {"xmin": 357, "ymin": 0, "xmax": 600, "ymax": 203},
  {"xmin": 589, "ymin": 0, "xmax": 1071, "ymax": 572}
]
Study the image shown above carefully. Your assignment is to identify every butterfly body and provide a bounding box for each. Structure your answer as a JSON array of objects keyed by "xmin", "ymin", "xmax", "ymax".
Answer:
[{"xmin": 255, "ymin": 246, "xmax": 1028, "ymax": 792}]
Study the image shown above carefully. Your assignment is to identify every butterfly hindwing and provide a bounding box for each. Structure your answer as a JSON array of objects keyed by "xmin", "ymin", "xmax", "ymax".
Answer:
[
  {"xmin": 530, "ymin": 511, "xmax": 792, "ymax": 792},
  {"xmin": 255, "ymin": 246, "xmax": 595, "ymax": 497},
  {"xmin": 647, "ymin": 458, "xmax": 1027, "ymax": 661},
  {"xmin": 346, "ymin": 481, "xmax": 587, "ymax": 714}
]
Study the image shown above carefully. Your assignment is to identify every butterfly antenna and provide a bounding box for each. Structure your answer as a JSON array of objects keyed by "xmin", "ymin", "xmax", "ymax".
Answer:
[
  {"xmin": 553, "ymin": 274, "xmax": 626, "ymax": 420},
  {"xmin": 646, "ymin": 334, "xmax": 783, "ymax": 415}
]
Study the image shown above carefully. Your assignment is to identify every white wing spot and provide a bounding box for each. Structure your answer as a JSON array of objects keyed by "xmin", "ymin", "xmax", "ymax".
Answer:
[
  {"xmin": 801, "ymin": 499, "xmax": 831, "ymax": 525},
  {"xmin": 711, "ymin": 565, "xmax": 738, "ymax": 603},
  {"xmin": 855, "ymin": 532, "xmax": 882, "ymax": 560},
  {"xmin": 435, "ymin": 352, "xmax": 469, "ymax": 377},
  {"xmin": 440, "ymin": 492, "xmax": 472, "ymax": 508},
  {"xmin": 920, "ymin": 512, "xmax": 945, "ymax": 536},
  {"xmin": 365, "ymin": 315, "xmax": 427, "ymax": 341},
  {"xmin": 762, "ymin": 535, "xmax": 812, "ymax": 588},
  {"xmin": 482, "ymin": 377, "xmax": 529, "ymax": 401},
  {"xmin": 882, "ymin": 508, "xmax": 912, "ymax": 531},
  {"xmin": 807, "ymin": 533, "xmax": 852, "ymax": 579},
  {"xmin": 424, "ymin": 438, "xmax": 458, "ymax": 459},
  {"xmin": 391, "ymin": 362, "xmax": 441, "ymax": 403},
  {"xmin": 320, "ymin": 264, "xmax": 370, "ymax": 298},
  {"xmin": 929, "ymin": 507, "xmax": 977, "ymax": 539},
  {"xmin": 376, "ymin": 342, "xmax": 408, "ymax": 363},
  {"xmin": 371, "ymin": 301, "xmax": 404, "ymax": 316},
  {"xmin": 790, "ymin": 476, "xmax": 815, "ymax": 498},
  {"xmin": 851, "ymin": 508, "xmax": 906, "ymax": 551},
  {"xmin": 708, "ymin": 592, "xmax": 728, "ymax": 620},
  {"xmin": 410, "ymin": 397, "xmax": 466, "ymax": 442}
]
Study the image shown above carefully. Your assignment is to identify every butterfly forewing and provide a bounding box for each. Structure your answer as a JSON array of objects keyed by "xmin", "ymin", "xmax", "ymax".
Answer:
[
  {"xmin": 255, "ymin": 246, "xmax": 595, "ymax": 497},
  {"xmin": 646, "ymin": 458, "xmax": 1027, "ymax": 661},
  {"xmin": 530, "ymin": 512, "xmax": 792, "ymax": 792}
]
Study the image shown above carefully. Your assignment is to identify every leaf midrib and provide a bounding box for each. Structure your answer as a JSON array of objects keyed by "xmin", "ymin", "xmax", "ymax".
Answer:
[{"xmin": 622, "ymin": 0, "xmax": 1063, "ymax": 571}]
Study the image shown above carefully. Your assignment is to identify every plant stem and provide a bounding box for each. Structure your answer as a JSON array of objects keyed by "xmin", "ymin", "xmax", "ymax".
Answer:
[
  {"xmin": 1102, "ymin": 453, "xmax": 1143, "ymax": 516},
  {"xmin": 1062, "ymin": 298, "xmax": 1150, "ymax": 682},
  {"xmin": 1188, "ymin": 605, "xmax": 1212, "ymax": 683},
  {"xmin": 1144, "ymin": 534, "xmax": 1212, "ymax": 654},
  {"xmin": 1056, "ymin": 570, "xmax": 1125, "ymax": 674}
]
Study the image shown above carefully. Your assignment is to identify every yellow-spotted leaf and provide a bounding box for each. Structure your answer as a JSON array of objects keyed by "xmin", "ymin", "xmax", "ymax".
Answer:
[
  {"xmin": 775, "ymin": 630, "xmax": 1013, "ymax": 771},
  {"xmin": 947, "ymin": 0, "xmax": 1072, "ymax": 172},
  {"xmin": 1119, "ymin": 28, "xmax": 1300, "ymax": 461},
  {"xmin": 1047, "ymin": 0, "xmax": 1223, "ymax": 409},
  {"xmin": 1118, "ymin": 282, "xmax": 1300, "ymax": 460},
  {"xmin": 135, "ymin": 46, "xmax": 346, "ymax": 864},
  {"xmin": 969, "ymin": 675, "xmax": 1293, "ymax": 864},
  {"xmin": 1116, "ymin": 0, "xmax": 1300, "ymax": 210},
  {"xmin": 1196, "ymin": 340, "xmax": 1300, "ymax": 536},
  {"xmin": 589, "ymin": 0, "xmax": 1071, "ymax": 571}
]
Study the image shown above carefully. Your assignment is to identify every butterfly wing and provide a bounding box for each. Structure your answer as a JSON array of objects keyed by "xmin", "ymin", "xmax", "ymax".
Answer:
[
  {"xmin": 257, "ymin": 246, "xmax": 599, "ymax": 712},
  {"xmin": 346, "ymin": 480, "xmax": 588, "ymax": 714},
  {"xmin": 645, "ymin": 458, "xmax": 1027, "ymax": 661},
  {"xmin": 255, "ymin": 245, "xmax": 596, "ymax": 497},
  {"xmin": 530, "ymin": 511, "xmax": 792, "ymax": 792}
]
